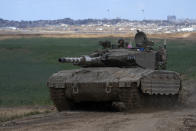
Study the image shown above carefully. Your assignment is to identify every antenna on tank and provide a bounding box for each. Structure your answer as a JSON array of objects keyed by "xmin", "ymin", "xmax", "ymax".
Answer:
[
  {"xmin": 106, "ymin": 9, "xmax": 113, "ymax": 35},
  {"xmin": 106, "ymin": 8, "xmax": 114, "ymax": 43},
  {"xmin": 141, "ymin": 9, "xmax": 145, "ymax": 20}
]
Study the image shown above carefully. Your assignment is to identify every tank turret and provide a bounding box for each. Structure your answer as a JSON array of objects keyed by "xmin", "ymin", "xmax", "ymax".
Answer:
[{"xmin": 58, "ymin": 31, "xmax": 167, "ymax": 70}]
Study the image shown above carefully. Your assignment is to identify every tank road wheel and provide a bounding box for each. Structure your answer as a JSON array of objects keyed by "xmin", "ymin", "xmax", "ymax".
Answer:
[
  {"xmin": 50, "ymin": 88, "xmax": 73, "ymax": 111},
  {"xmin": 119, "ymin": 83, "xmax": 142, "ymax": 111}
]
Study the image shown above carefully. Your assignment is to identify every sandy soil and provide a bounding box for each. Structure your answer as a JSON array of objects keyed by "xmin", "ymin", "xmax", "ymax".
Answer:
[{"xmin": 0, "ymin": 107, "xmax": 196, "ymax": 131}]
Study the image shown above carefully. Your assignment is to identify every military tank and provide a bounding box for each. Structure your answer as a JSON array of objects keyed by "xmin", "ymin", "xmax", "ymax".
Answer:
[{"xmin": 47, "ymin": 30, "xmax": 182, "ymax": 111}]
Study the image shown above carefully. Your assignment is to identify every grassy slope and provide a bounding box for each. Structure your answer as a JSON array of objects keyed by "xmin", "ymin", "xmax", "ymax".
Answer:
[
  {"xmin": 0, "ymin": 37, "xmax": 195, "ymax": 107},
  {"xmin": 167, "ymin": 39, "xmax": 196, "ymax": 78}
]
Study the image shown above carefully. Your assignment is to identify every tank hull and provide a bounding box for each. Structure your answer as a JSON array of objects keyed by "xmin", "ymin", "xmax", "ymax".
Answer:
[{"xmin": 47, "ymin": 67, "xmax": 181, "ymax": 111}]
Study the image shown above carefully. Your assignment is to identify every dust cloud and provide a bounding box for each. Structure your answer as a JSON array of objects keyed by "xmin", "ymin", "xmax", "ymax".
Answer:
[{"xmin": 182, "ymin": 79, "xmax": 196, "ymax": 108}]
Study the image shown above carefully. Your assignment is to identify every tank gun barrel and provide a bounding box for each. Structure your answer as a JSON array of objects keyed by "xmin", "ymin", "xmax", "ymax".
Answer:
[
  {"xmin": 59, "ymin": 56, "xmax": 102, "ymax": 66},
  {"xmin": 59, "ymin": 57, "xmax": 84, "ymax": 63}
]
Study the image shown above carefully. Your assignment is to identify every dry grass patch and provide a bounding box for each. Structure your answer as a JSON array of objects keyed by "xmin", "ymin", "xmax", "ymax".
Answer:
[{"xmin": 0, "ymin": 106, "xmax": 54, "ymax": 122}]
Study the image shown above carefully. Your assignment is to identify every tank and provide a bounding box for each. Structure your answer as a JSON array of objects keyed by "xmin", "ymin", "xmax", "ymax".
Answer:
[{"xmin": 47, "ymin": 30, "xmax": 182, "ymax": 111}]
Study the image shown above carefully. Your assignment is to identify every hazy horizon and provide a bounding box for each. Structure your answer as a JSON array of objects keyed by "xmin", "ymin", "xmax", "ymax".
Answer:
[
  {"xmin": 1, "ymin": 0, "xmax": 196, "ymax": 21},
  {"xmin": 0, "ymin": 17, "xmax": 195, "ymax": 22}
]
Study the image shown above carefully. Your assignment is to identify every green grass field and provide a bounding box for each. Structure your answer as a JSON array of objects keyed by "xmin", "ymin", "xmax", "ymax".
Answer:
[{"xmin": 0, "ymin": 37, "xmax": 196, "ymax": 107}]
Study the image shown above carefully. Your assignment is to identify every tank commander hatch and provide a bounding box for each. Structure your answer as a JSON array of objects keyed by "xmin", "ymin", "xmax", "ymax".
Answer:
[{"xmin": 134, "ymin": 30, "xmax": 154, "ymax": 51}]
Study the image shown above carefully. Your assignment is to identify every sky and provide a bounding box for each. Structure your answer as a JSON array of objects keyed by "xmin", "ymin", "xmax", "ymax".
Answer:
[{"xmin": 0, "ymin": 0, "xmax": 196, "ymax": 21}]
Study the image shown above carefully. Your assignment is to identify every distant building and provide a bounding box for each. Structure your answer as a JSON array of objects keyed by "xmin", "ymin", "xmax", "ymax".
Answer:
[{"xmin": 167, "ymin": 15, "xmax": 176, "ymax": 22}]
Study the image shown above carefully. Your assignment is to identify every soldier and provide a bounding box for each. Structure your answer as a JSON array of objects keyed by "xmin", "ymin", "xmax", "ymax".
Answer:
[
  {"xmin": 118, "ymin": 39, "xmax": 125, "ymax": 48},
  {"xmin": 134, "ymin": 30, "xmax": 154, "ymax": 50}
]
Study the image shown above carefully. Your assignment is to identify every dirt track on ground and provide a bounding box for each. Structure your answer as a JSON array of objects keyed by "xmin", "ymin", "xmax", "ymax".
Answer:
[{"xmin": 0, "ymin": 107, "xmax": 196, "ymax": 131}]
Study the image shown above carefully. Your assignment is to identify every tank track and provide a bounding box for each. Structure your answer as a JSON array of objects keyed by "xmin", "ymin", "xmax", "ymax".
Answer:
[
  {"xmin": 50, "ymin": 87, "xmax": 73, "ymax": 111},
  {"xmin": 118, "ymin": 83, "xmax": 180, "ymax": 111},
  {"xmin": 50, "ymin": 86, "xmax": 180, "ymax": 111},
  {"xmin": 119, "ymin": 83, "xmax": 142, "ymax": 111}
]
